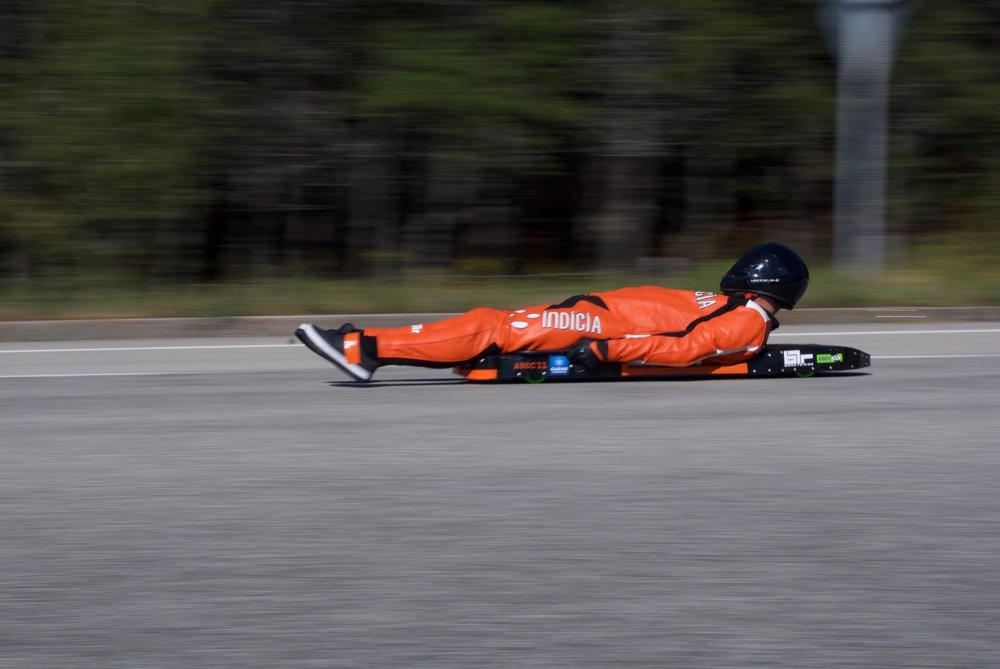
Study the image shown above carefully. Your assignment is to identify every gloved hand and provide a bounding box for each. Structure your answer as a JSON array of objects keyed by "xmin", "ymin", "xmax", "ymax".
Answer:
[{"xmin": 568, "ymin": 338, "xmax": 609, "ymax": 373}]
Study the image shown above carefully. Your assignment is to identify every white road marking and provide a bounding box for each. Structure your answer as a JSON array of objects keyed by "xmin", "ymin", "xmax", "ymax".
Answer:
[
  {"xmin": 873, "ymin": 354, "xmax": 1000, "ymax": 360},
  {"xmin": 0, "ymin": 354, "xmax": 997, "ymax": 379},
  {"xmin": 0, "ymin": 326, "xmax": 998, "ymax": 380},
  {"xmin": 1, "ymin": 328, "xmax": 996, "ymax": 356},
  {"xmin": 0, "ymin": 344, "xmax": 301, "ymax": 354},
  {"xmin": 771, "ymin": 328, "xmax": 1000, "ymax": 337},
  {"xmin": 0, "ymin": 372, "xmax": 222, "ymax": 379}
]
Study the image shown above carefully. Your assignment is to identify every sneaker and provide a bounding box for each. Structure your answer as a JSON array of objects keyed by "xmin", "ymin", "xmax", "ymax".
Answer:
[{"xmin": 295, "ymin": 323, "xmax": 379, "ymax": 382}]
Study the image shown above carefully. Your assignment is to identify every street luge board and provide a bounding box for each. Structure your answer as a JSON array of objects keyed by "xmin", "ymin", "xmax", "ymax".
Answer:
[{"xmin": 454, "ymin": 344, "xmax": 871, "ymax": 383}]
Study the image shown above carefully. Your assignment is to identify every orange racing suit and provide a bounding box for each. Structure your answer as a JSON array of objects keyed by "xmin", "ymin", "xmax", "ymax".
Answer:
[{"xmin": 365, "ymin": 287, "xmax": 777, "ymax": 368}]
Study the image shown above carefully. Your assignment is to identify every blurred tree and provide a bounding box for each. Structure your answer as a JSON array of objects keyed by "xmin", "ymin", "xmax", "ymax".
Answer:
[
  {"xmin": 892, "ymin": 1, "xmax": 1000, "ymax": 240},
  {"xmin": 355, "ymin": 2, "xmax": 587, "ymax": 271},
  {"xmin": 0, "ymin": 0, "xmax": 38, "ymax": 277},
  {"xmin": 582, "ymin": 0, "xmax": 673, "ymax": 270},
  {"xmin": 1, "ymin": 0, "xmax": 1000, "ymax": 289},
  {"xmin": 197, "ymin": 0, "xmax": 374, "ymax": 278},
  {"xmin": 6, "ymin": 0, "xmax": 218, "ymax": 278},
  {"xmin": 657, "ymin": 0, "xmax": 834, "ymax": 259}
]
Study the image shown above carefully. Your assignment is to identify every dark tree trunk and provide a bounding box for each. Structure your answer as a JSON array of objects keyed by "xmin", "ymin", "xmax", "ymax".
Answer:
[{"xmin": 200, "ymin": 188, "xmax": 230, "ymax": 282}]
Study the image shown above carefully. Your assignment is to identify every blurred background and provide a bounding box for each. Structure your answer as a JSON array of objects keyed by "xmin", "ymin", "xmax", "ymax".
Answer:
[{"xmin": 1, "ymin": 0, "xmax": 999, "ymax": 319}]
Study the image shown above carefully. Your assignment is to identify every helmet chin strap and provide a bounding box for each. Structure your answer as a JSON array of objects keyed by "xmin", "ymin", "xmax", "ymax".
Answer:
[{"xmin": 752, "ymin": 295, "xmax": 782, "ymax": 314}]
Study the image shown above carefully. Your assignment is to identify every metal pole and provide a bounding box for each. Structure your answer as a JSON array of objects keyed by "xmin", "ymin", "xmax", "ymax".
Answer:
[{"xmin": 822, "ymin": 0, "xmax": 912, "ymax": 272}]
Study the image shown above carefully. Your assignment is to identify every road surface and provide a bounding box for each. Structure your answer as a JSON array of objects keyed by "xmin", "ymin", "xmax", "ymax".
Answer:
[{"xmin": 2, "ymin": 323, "xmax": 999, "ymax": 668}]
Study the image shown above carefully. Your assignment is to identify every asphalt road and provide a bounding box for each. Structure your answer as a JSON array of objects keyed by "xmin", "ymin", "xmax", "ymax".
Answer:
[{"xmin": 2, "ymin": 323, "xmax": 999, "ymax": 668}]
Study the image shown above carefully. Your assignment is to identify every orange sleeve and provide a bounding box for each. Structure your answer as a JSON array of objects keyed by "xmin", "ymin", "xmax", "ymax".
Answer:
[{"xmin": 603, "ymin": 303, "xmax": 771, "ymax": 367}]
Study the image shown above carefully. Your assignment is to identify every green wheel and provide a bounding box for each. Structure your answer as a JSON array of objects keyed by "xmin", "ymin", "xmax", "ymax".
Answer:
[
  {"xmin": 796, "ymin": 370, "xmax": 815, "ymax": 379},
  {"xmin": 525, "ymin": 376, "xmax": 546, "ymax": 384}
]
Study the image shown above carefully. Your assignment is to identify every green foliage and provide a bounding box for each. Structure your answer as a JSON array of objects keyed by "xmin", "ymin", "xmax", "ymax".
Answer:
[
  {"xmin": 7, "ymin": 1, "xmax": 216, "ymax": 231},
  {"xmin": 661, "ymin": 0, "xmax": 834, "ymax": 146},
  {"xmin": 5, "ymin": 233, "xmax": 1000, "ymax": 320},
  {"xmin": 892, "ymin": 1, "xmax": 1000, "ymax": 227},
  {"xmin": 357, "ymin": 4, "xmax": 586, "ymax": 130},
  {"xmin": 2, "ymin": 0, "xmax": 1000, "ymax": 307}
]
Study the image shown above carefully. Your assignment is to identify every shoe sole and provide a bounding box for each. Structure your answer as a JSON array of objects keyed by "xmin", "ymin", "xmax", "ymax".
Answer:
[{"xmin": 295, "ymin": 323, "xmax": 373, "ymax": 382}]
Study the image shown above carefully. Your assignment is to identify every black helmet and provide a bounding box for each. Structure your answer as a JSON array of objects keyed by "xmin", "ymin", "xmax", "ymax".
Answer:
[{"xmin": 720, "ymin": 243, "xmax": 809, "ymax": 310}]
